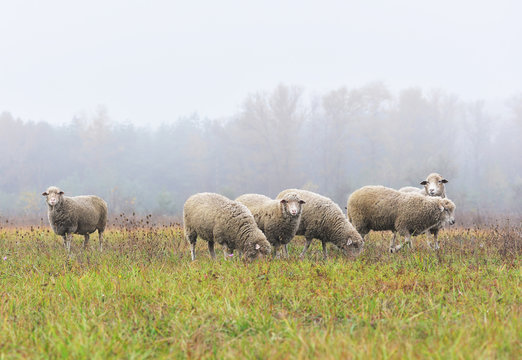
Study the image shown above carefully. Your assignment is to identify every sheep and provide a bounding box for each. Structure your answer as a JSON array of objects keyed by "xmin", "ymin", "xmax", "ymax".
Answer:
[
  {"xmin": 276, "ymin": 189, "xmax": 363, "ymax": 259},
  {"xmin": 235, "ymin": 192, "xmax": 305, "ymax": 257},
  {"xmin": 42, "ymin": 186, "xmax": 108, "ymax": 253},
  {"xmin": 347, "ymin": 185, "xmax": 455, "ymax": 252},
  {"xmin": 399, "ymin": 173, "xmax": 448, "ymax": 198},
  {"xmin": 399, "ymin": 186, "xmax": 424, "ymax": 194},
  {"xmin": 183, "ymin": 192, "xmax": 272, "ymax": 261},
  {"xmin": 399, "ymin": 173, "xmax": 449, "ymax": 246}
]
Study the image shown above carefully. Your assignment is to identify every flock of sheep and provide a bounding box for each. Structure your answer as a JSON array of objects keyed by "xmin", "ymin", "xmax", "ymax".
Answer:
[{"xmin": 41, "ymin": 173, "xmax": 456, "ymax": 260}]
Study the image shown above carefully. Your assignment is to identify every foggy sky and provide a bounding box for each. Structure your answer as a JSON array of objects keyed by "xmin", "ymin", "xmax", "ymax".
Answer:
[{"xmin": 1, "ymin": 0, "xmax": 521, "ymax": 127}]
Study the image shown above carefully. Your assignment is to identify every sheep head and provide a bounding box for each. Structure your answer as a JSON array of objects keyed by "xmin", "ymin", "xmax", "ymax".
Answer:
[
  {"xmin": 420, "ymin": 173, "xmax": 448, "ymax": 197},
  {"xmin": 279, "ymin": 192, "xmax": 305, "ymax": 217},
  {"xmin": 338, "ymin": 227, "xmax": 364, "ymax": 257},
  {"xmin": 438, "ymin": 198, "xmax": 456, "ymax": 226},
  {"xmin": 243, "ymin": 231, "xmax": 272, "ymax": 261},
  {"xmin": 42, "ymin": 186, "xmax": 64, "ymax": 207}
]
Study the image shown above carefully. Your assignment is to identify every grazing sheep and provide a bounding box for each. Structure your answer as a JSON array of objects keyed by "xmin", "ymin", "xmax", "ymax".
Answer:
[
  {"xmin": 347, "ymin": 186, "xmax": 455, "ymax": 252},
  {"xmin": 42, "ymin": 186, "xmax": 108, "ymax": 253},
  {"xmin": 183, "ymin": 192, "xmax": 271, "ymax": 261},
  {"xmin": 236, "ymin": 192, "xmax": 305, "ymax": 257},
  {"xmin": 276, "ymin": 189, "xmax": 363, "ymax": 259},
  {"xmin": 399, "ymin": 173, "xmax": 448, "ymax": 198}
]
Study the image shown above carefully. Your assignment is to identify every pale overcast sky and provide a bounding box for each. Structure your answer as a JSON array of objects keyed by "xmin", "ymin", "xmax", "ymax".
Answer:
[{"xmin": 0, "ymin": 0, "xmax": 520, "ymax": 126}]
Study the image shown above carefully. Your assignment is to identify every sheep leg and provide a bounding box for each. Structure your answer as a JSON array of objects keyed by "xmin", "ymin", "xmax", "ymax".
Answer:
[
  {"xmin": 407, "ymin": 236, "xmax": 414, "ymax": 250},
  {"xmin": 397, "ymin": 234, "xmax": 412, "ymax": 252},
  {"xmin": 321, "ymin": 241, "xmax": 328, "ymax": 259},
  {"xmin": 283, "ymin": 244, "xmax": 289, "ymax": 258},
  {"xmin": 428, "ymin": 231, "xmax": 440, "ymax": 250},
  {"xmin": 63, "ymin": 234, "xmax": 72, "ymax": 254},
  {"xmin": 186, "ymin": 231, "xmax": 197, "ymax": 261},
  {"xmin": 389, "ymin": 232, "xmax": 397, "ymax": 253},
  {"xmin": 272, "ymin": 244, "xmax": 280, "ymax": 259},
  {"xmin": 223, "ymin": 245, "xmax": 231, "ymax": 259},
  {"xmin": 190, "ymin": 242, "xmax": 197, "ymax": 261},
  {"xmin": 83, "ymin": 234, "xmax": 90, "ymax": 249},
  {"xmin": 392, "ymin": 232, "xmax": 408, "ymax": 253},
  {"xmin": 98, "ymin": 231, "xmax": 104, "ymax": 252},
  {"xmin": 208, "ymin": 241, "xmax": 216, "ymax": 259},
  {"xmin": 299, "ymin": 237, "xmax": 313, "ymax": 259}
]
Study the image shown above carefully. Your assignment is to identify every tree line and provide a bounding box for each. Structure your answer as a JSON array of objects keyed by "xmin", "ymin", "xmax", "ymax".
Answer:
[{"xmin": 1, "ymin": 83, "xmax": 521, "ymax": 221}]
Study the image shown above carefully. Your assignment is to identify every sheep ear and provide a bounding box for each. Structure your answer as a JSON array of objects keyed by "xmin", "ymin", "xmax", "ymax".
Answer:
[
  {"xmin": 441, "ymin": 179, "xmax": 448, "ymax": 183},
  {"xmin": 42, "ymin": 192, "xmax": 48, "ymax": 196},
  {"xmin": 346, "ymin": 239, "xmax": 353, "ymax": 246},
  {"xmin": 439, "ymin": 204, "xmax": 445, "ymax": 212},
  {"xmin": 299, "ymin": 200, "xmax": 306, "ymax": 204},
  {"xmin": 280, "ymin": 199, "xmax": 287, "ymax": 204},
  {"xmin": 420, "ymin": 181, "xmax": 428, "ymax": 185},
  {"xmin": 59, "ymin": 191, "xmax": 64, "ymax": 195},
  {"xmin": 255, "ymin": 244, "xmax": 261, "ymax": 250}
]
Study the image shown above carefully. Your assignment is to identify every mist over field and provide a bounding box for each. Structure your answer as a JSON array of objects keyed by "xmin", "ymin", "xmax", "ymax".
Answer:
[
  {"xmin": 1, "ymin": 1, "xmax": 521, "ymax": 221},
  {"xmin": 1, "ymin": 85, "xmax": 521, "ymax": 220}
]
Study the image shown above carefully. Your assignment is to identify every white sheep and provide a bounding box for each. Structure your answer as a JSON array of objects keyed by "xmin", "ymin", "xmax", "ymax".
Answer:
[
  {"xmin": 347, "ymin": 185, "xmax": 455, "ymax": 252},
  {"xmin": 399, "ymin": 173, "xmax": 448, "ymax": 198},
  {"xmin": 183, "ymin": 192, "xmax": 271, "ymax": 261},
  {"xmin": 42, "ymin": 186, "xmax": 108, "ymax": 253},
  {"xmin": 399, "ymin": 173, "xmax": 449, "ymax": 246},
  {"xmin": 236, "ymin": 192, "xmax": 305, "ymax": 257},
  {"xmin": 276, "ymin": 189, "xmax": 363, "ymax": 259}
]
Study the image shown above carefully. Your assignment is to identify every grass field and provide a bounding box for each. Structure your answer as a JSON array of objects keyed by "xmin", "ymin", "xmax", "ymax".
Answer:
[{"xmin": 0, "ymin": 217, "xmax": 520, "ymax": 359}]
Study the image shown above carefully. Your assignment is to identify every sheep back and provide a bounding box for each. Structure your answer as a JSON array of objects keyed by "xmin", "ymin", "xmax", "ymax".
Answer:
[{"xmin": 398, "ymin": 186, "xmax": 423, "ymax": 195}]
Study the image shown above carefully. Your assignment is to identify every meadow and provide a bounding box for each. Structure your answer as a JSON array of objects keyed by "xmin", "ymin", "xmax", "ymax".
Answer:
[{"xmin": 0, "ymin": 215, "xmax": 520, "ymax": 359}]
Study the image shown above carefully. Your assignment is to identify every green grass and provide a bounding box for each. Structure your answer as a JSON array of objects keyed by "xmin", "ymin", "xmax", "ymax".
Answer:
[{"xmin": 0, "ymin": 221, "xmax": 520, "ymax": 359}]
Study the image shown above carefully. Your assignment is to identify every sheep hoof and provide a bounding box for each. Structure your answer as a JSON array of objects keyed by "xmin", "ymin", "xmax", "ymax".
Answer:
[
  {"xmin": 389, "ymin": 247, "xmax": 395, "ymax": 253},
  {"xmin": 428, "ymin": 242, "xmax": 440, "ymax": 250},
  {"xmin": 392, "ymin": 245, "xmax": 402, "ymax": 252}
]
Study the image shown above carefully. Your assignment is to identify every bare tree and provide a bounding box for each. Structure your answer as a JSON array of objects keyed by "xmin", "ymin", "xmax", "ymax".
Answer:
[{"xmin": 224, "ymin": 84, "xmax": 306, "ymax": 196}]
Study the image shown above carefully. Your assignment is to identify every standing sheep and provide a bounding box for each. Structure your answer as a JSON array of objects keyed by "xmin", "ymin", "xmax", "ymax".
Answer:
[
  {"xmin": 276, "ymin": 189, "xmax": 363, "ymax": 259},
  {"xmin": 42, "ymin": 186, "xmax": 108, "ymax": 253},
  {"xmin": 399, "ymin": 173, "xmax": 448, "ymax": 198},
  {"xmin": 183, "ymin": 192, "xmax": 271, "ymax": 261},
  {"xmin": 399, "ymin": 172, "xmax": 449, "ymax": 246},
  {"xmin": 236, "ymin": 192, "xmax": 305, "ymax": 257},
  {"xmin": 347, "ymin": 185, "xmax": 455, "ymax": 252}
]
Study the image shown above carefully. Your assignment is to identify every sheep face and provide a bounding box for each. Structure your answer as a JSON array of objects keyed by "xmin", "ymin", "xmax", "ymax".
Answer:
[
  {"xmin": 279, "ymin": 193, "xmax": 305, "ymax": 217},
  {"xmin": 338, "ymin": 231, "xmax": 364, "ymax": 257},
  {"xmin": 342, "ymin": 240, "xmax": 364, "ymax": 257},
  {"xmin": 438, "ymin": 198, "xmax": 456, "ymax": 226},
  {"xmin": 243, "ymin": 235, "xmax": 271, "ymax": 261},
  {"xmin": 42, "ymin": 186, "xmax": 64, "ymax": 207},
  {"xmin": 420, "ymin": 173, "xmax": 448, "ymax": 196}
]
